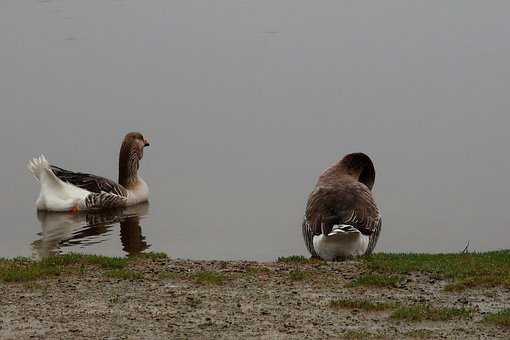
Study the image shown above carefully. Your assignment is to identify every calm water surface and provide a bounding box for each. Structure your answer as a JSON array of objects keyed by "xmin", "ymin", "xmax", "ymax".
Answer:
[{"xmin": 1, "ymin": 1, "xmax": 510, "ymax": 260}]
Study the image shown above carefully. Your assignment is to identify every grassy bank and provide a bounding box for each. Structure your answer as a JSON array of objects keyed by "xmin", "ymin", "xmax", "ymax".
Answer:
[
  {"xmin": 1, "ymin": 251, "xmax": 509, "ymax": 338},
  {"xmin": 363, "ymin": 250, "xmax": 510, "ymax": 291},
  {"xmin": 0, "ymin": 252, "xmax": 167, "ymax": 282},
  {"xmin": 2, "ymin": 250, "xmax": 510, "ymax": 289}
]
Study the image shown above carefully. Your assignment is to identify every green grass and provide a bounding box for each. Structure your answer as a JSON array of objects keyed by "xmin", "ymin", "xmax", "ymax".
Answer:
[
  {"xmin": 78, "ymin": 255, "xmax": 128, "ymax": 269},
  {"xmin": 159, "ymin": 269, "xmax": 224, "ymax": 283},
  {"xmin": 0, "ymin": 254, "xmax": 131, "ymax": 282},
  {"xmin": 329, "ymin": 298, "xmax": 396, "ymax": 311},
  {"xmin": 277, "ymin": 255, "xmax": 312, "ymax": 264},
  {"xmin": 135, "ymin": 252, "xmax": 168, "ymax": 260},
  {"xmin": 350, "ymin": 273, "xmax": 401, "ymax": 288},
  {"xmin": 104, "ymin": 269, "xmax": 143, "ymax": 280},
  {"xmin": 483, "ymin": 309, "xmax": 510, "ymax": 327},
  {"xmin": 364, "ymin": 251, "xmax": 510, "ymax": 291},
  {"xmin": 391, "ymin": 304, "xmax": 471, "ymax": 322},
  {"xmin": 246, "ymin": 266, "xmax": 271, "ymax": 274},
  {"xmin": 37, "ymin": 253, "xmax": 129, "ymax": 269},
  {"xmin": 288, "ymin": 268, "xmax": 311, "ymax": 281},
  {"xmin": 445, "ymin": 275, "xmax": 510, "ymax": 292},
  {"xmin": 192, "ymin": 271, "xmax": 225, "ymax": 285},
  {"xmin": 0, "ymin": 260, "xmax": 60, "ymax": 282}
]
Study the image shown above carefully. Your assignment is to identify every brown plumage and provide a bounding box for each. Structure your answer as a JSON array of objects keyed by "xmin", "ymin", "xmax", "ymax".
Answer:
[
  {"xmin": 302, "ymin": 153, "xmax": 382, "ymax": 258},
  {"xmin": 118, "ymin": 132, "xmax": 150, "ymax": 188}
]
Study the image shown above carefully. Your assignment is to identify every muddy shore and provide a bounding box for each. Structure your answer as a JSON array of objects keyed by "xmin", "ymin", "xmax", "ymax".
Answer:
[{"xmin": 0, "ymin": 254, "xmax": 509, "ymax": 339}]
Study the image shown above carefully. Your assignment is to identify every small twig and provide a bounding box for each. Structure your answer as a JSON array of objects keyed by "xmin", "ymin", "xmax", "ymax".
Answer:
[{"xmin": 461, "ymin": 241, "xmax": 470, "ymax": 254}]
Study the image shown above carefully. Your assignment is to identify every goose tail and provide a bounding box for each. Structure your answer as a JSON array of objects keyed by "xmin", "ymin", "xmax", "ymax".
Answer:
[
  {"xmin": 27, "ymin": 155, "xmax": 51, "ymax": 181},
  {"xmin": 27, "ymin": 154, "xmax": 67, "ymax": 198},
  {"xmin": 27, "ymin": 154, "xmax": 88, "ymax": 211},
  {"xmin": 327, "ymin": 224, "xmax": 361, "ymax": 236}
]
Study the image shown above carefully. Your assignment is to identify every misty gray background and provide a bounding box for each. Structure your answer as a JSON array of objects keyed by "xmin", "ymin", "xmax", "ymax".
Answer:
[{"xmin": 1, "ymin": 1, "xmax": 509, "ymax": 260}]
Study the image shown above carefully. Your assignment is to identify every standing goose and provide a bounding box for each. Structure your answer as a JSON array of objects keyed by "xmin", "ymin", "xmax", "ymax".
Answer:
[
  {"xmin": 27, "ymin": 132, "xmax": 150, "ymax": 212},
  {"xmin": 302, "ymin": 153, "xmax": 381, "ymax": 260}
]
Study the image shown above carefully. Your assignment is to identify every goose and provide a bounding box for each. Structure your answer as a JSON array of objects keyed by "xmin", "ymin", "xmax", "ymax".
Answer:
[
  {"xmin": 302, "ymin": 153, "xmax": 382, "ymax": 260},
  {"xmin": 27, "ymin": 132, "xmax": 150, "ymax": 212}
]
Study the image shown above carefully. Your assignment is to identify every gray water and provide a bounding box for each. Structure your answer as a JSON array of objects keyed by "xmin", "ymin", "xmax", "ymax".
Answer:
[{"xmin": 1, "ymin": 1, "xmax": 510, "ymax": 260}]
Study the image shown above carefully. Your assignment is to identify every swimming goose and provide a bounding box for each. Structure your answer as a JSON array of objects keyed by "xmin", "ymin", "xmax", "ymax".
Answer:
[
  {"xmin": 302, "ymin": 153, "xmax": 382, "ymax": 260},
  {"xmin": 27, "ymin": 132, "xmax": 150, "ymax": 212}
]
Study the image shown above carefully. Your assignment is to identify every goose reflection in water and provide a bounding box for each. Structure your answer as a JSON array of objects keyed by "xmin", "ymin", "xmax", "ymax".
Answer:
[{"xmin": 32, "ymin": 203, "xmax": 150, "ymax": 258}]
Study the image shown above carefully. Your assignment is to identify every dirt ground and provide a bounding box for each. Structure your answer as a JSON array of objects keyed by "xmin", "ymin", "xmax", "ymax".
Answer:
[{"xmin": 0, "ymin": 256, "xmax": 508, "ymax": 339}]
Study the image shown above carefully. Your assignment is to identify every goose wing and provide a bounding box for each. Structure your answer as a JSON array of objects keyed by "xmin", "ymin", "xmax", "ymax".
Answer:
[
  {"xmin": 50, "ymin": 166, "xmax": 127, "ymax": 197},
  {"xmin": 302, "ymin": 181, "xmax": 381, "ymax": 256}
]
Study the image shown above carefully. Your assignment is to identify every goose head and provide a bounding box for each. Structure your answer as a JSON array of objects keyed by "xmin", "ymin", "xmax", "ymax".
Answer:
[
  {"xmin": 318, "ymin": 152, "xmax": 376, "ymax": 190},
  {"xmin": 122, "ymin": 132, "xmax": 150, "ymax": 160}
]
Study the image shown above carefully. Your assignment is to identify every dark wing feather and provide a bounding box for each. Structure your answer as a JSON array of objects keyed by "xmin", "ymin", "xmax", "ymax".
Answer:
[
  {"xmin": 83, "ymin": 192, "xmax": 128, "ymax": 210},
  {"xmin": 365, "ymin": 217, "xmax": 382, "ymax": 255},
  {"xmin": 302, "ymin": 219, "xmax": 318, "ymax": 258},
  {"xmin": 50, "ymin": 166, "xmax": 127, "ymax": 197},
  {"xmin": 303, "ymin": 181, "xmax": 381, "ymax": 255}
]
